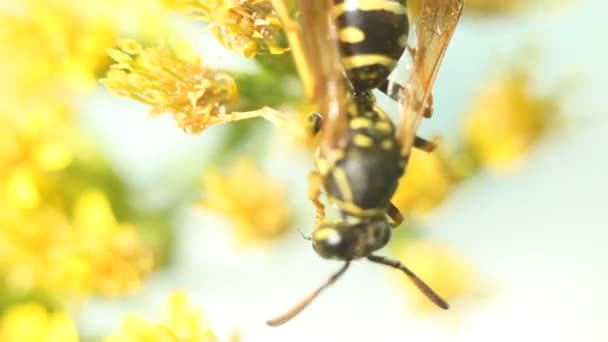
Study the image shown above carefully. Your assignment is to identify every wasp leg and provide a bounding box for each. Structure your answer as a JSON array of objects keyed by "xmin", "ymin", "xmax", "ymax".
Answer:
[
  {"xmin": 378, "ymin": 80, "xmax": 433, "ymax": 119},
  {"xmin": 306, "ymin": 112, "xmax": 323, "ymax": 137},
  {"xmin": 386, "ymin": 202, "xmax": 404, "ymax": 229},
  {"xmin": 413, "ymin": 136, "xmax": 437, "ymax": 152},
  {"xmin": 308, "ymin": 171, "xmax": 326, "ymax": 228},
  {"xmin": 229, "ymin": 107, "xmax": 306, "ymax": 139},
  {"xmin": 367, "ymin": 254, "xmax": 449, "ymax": 310}
]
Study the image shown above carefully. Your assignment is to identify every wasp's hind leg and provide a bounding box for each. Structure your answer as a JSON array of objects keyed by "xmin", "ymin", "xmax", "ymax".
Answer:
[
  {"xmin": 413, "ymin": 136, "xmax": 437, "ymax": 152},
  {"xmin": 378, "ymin": 80, "xmax": 434, "ymax": 119},
  {"xmin": 308, "ymin": 171, "xmax": 326, "ymax": 228}
]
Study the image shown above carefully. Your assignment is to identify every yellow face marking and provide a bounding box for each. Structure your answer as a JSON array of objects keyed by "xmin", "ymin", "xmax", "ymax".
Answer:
[
  {"xmin": 312, "ymin": 228, "xmax": 342, "ymax": 245},
  {"xmin": 375, "ymin": 120, "xmax": 393, "ymax": 133},
  {"xmin": 353, "ymin": 134, "xmax": 374, "ymax": 148},
  {"xmin": 350, "ymin": 117, "xmax": 373, "ymax": 129},
  {"xmin": 381, "ymin": 139, "xmax": 394, "ymax": 150},
  {"xmin": 332, "ymin": 167, "xmax": 354, "ymax": 202},
  {"xmin": 333, "ymin": 0, "xmax": 407, "ymax": 17},
  {"xmin": 341, "ymin": 54, "xmax": 397, "ymax": 70},
  {"xmin": 339, "ymin": 26, "xmax": 366, "ymax": 43}
]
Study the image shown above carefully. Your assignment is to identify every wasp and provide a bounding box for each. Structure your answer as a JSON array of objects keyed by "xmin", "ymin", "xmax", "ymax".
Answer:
[{"xmin": 265, "ymin": 0, "xmax": 464, "ymax": 326}]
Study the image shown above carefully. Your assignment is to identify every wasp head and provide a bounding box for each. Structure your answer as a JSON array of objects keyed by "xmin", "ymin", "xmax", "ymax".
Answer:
[{"xmin": 312, "ymin": 218, "xmax": 391, "ymax": 260}]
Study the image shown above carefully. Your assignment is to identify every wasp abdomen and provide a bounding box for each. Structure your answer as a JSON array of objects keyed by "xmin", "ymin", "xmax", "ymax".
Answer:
[{"xmin": 333, "ymin": 0, "xmax": 408, "ymax": 91}]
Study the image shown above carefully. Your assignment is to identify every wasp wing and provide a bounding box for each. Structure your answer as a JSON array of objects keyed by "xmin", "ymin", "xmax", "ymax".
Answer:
[
  {"xmin": 272, "ymin": 0, "xmax": 347, "ymax": 154},
  {"xmin": 398, "ymin": 0, "xmax": 464, "ymax": 156}
]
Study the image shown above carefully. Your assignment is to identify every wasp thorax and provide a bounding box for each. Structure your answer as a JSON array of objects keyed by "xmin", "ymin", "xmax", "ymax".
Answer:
[{"xmin": 312, "ymin": 219, "xmax": 391, "ymax": 260}]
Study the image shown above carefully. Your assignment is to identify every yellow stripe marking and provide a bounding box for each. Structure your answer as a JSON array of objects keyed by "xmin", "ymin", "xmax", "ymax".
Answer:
[
  {"xmin": 332, "ymin": 167, "xmax": 354, "ymax": 202},
  {"xmin": 373, "ymin": 105, "xmax": 389, "ymax": 120},
  {"xmin": 339, "ymin": 26, "xmax": 366, "ymax": 43},
  {"xmin": 353, "ymin": 134, "xmax": 374, "ymax": 148},
  {"xmin": 350, "ymin": 117, "xmax": 374, "ymax": 129},
  {"xmin": 333, "ymin": 0, "xmax": 407, "ymax": 17},
  {"xmin": 381, "ymin": 139, "xmax": 394, "ymax": 150},
  {"xmin": 330, "ymin": 197, "xmax": 386, "ymax": 217},
  {"xmin": 342, "ymin": 54, "xmax": 397, "ymax": 70},
  {"xmin": 375, "ymin": 120, "xmax": 393, "ymax": 133}
]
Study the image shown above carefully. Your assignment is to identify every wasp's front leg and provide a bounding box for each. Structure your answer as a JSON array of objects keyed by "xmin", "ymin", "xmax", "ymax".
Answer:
[
  {"xmin": 308, "ymin": 171, "xmax": 326, "ymax": 228},
  {"xmin": 386, "ymin": 202, "xmax": 404, "ymax": 229},
  {"xmin": 306, "ymin": 112, "xmax": 323, "ymax": 137}
]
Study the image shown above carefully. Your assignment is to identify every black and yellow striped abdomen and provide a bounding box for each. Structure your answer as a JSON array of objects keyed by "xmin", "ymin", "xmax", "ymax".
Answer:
[
  {"xmin": 321, "ymin": 95, "xmax": 405, "ymax": 216},
  {"xmin": 333, "ymin": 0, "xmax": 408, "ymax": 91}
]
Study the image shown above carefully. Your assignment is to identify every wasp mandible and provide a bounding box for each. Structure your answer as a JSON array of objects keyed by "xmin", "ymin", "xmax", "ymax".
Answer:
[{"xmin": 266, "ymin": 0, "xmax": 464, "ymax": 326}]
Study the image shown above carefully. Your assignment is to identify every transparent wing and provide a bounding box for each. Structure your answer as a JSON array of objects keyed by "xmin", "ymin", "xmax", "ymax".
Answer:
[
  {"xmin": 398, "ymin": 0, "xmax": 464, "ymax": 156},
  {"xmin": 272, "ymin": 0, "xmax": 348, "ymax": 154}
]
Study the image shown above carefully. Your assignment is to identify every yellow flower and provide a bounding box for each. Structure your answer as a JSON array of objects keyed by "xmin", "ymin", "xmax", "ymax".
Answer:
[
  {"xmin": 164, "ymin": 0, "xmax": 289, "ymax": 57},
  {"xmin": 101, "ymin": 40, "xmax": 238, "ymax": 133},
  {"xmin": 0, "ymin": 302, "xmax": 79, "ymax": 342},
  {"xmin": 395, "ymin": 240, "xmax": 473, "ymax": 312},
  {"xmin": 104, "ymin": 292, "xmax": 223, "ymax": 342},
  {"xmin": 464, "ymin": 0, "xmax": 568, "ymax": 15},
  {"xmin": 0, "ymin": 189, "xmax": 155, "ymax": 298},
  {"xmin": 391, "ymin": 147, "xmax": 457, "ymax": 216},
  {"xmin": 0, "ymin": 0, "xmax": 117, "ymax": 90},
  {"xmin": 464, "ymin": 0, "xmax": 528, "ymax": 14},
  {"xmin": 464, "ymin": 65, "xmax": 561, "ymax": 170},
  {"xmin": 199, "ymin": 159, "xmax": 292, "ymax": 246}
]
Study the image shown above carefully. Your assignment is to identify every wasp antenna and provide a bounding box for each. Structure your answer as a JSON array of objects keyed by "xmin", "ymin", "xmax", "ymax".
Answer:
[
  {"xmin": 367, "ymin": 254, "xmax": 449, "ymax": 310},
  {"xmin": 266, "ymin": 261, "xmax": 351, "ymax": 327}
]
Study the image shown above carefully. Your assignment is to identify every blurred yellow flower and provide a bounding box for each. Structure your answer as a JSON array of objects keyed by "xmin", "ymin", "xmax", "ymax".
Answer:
[
  {"xmin": 0, "ymin": 302, "xmax": 78, "ymax": 342},
  {"xmin": 0, "ymin": 189, "xmax": 155, "ymax": 298},
  {"xmin": 396, "ymin": 240, "xmax": 473, "ymax": 312},
  {"xmin": 104, "ymin": 292, "xmax": 224, "ymax": 342},
  {"xmin": 464, "ymin": 0, "xmax": 528, "ymax": 14},
  {"xmin": 0, "ymin": 0, "xmax": 116, "ymax": 91},
  {"xmin": 101, "ymin": 40, "xmax": 238, "ymax": 133},
  {"xmin": 464, "ymin": 66, "xmax": 561, "ymax": 170},
  {"xmin": 164, "ymin": 0, "xmax": 289, "ymax": 57},
  {"xmin": 392, "ymin": 147, "xmax": 457, "ymax": 216},
  {"xmin": 464, "ymin": 0, "xmax": 568, "ymax": 15},
  {"xmin": 199, "ymin": 159, "xmax": 292, "ymax": 246}
]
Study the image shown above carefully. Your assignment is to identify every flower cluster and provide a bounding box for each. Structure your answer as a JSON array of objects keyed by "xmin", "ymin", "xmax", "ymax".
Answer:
[
  {"xmin": 0, "ymin": 302, "xmax": 78, "ymax": 342},
  {"xmin": 104, "ymin": 292, "xmax": 231, "ymax": 342},
  {"xmin": 1, "ymin": 0, "xmax": 157, "ymax": 301},
  {"xmin": 392, "ymin": 146, "xmax": 457, "ymax": 216},
  {"xmin": 0, "ymin": 0, "xmax": 116, "ymax": 91},
  {"xmin": 464, "ymin": 0, "xmax": 528, "ymax": 14},
  {"xmin": 101, "ymin": 40, "xmax": 238, "ymax": 133},
  {"xmin": 1, "ymin": 186, "xmax": 155, "ymax": 297},
  {"xmin": 395, "ymin": 241, "xmax": 474, "ymax": 311},
  {"xmin": 464, "ymin": 65, "xmax": 561, "ymax": 170},
  {"xmin": 198, "ymin": 158, "xmax": 292, "ymax": 245},
  {"xmin": 164, "ymin": 0, "xmax": 289, "ymax": 57}
]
